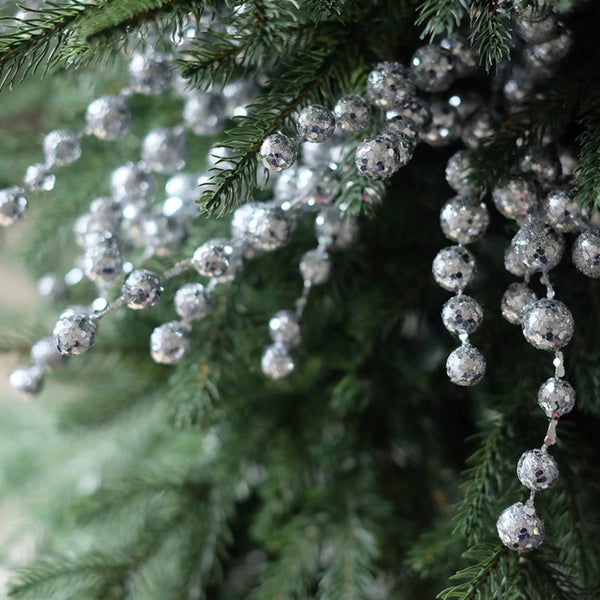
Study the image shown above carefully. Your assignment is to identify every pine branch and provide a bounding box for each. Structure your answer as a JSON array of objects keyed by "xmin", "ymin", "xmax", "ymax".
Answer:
[
  {"xmin": 467, "ymin": 0, "xmax": 512, "ymax": 70},
  {"xmin": 416, "ymin": 0, "xmax": 467, "ymax": 39},
  {"xmin": 575, "ymin": 98, "xmax": 600, "ymax": 209}
]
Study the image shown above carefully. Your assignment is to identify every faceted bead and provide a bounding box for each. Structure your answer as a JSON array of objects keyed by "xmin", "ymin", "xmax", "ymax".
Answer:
[
  {"xmin": 432, "ymin": 246, "xmax": 476, "ymax": 293},
  {"xmin": 150, "ymin": 321, "xmax": 190, "ymax": 365},
  {"xmin": 441, "ymin": 295, "xmax": 483, "ymax": 336},
  {"xmin": 121, "ymin": 269, "xmax": 163, "ymax": 309},
  {"xmin": 501, "ymin": 283, "xmax": 537, "ymax": 325},
  {"xmin": 299, "ymin": 248, "xmax": 331, "ymax": 285},
  {"xmin": 260, "ymin": 133, "xmax": 297, "ymax": 173},
  {"xmin": 0, "ymin": 186, "xmax": 27, "ymax": 227},
  {"xmin": 129, "ymin": 52, "xmax": 172, "ymax": 95},
  {"xmin": 297, "ymin": 105, "xmax": 336, "ymax": 143},
  {"xmin": 24, "ymin": 164, "xmax": 55, "ymax": 191},
  {"xmin": 355, "ymin": 135, "xmax": 402, "ymax": 180},
  {"xmin": 269, "ymin": 310, "xmax": 301, "ymax": 347},
  {"xmin": 572, "ymin": 229, "xmax": 600, "ymax": 278},
  {"xmin": 43, "ymin": 130, "xmax": 81, "ymax": 166},
  {"xmin": 497, "ymin": 502, "xmax": 545, "ymax": 552},
  {"xmin": 192, "ymin": 239, "xmax": 235, "ymax": 278},
  {"xmin": 174, "ymin": 283, "xmax": 211, "ymax": 321},
  {"xmin": 53, "ymin": 313, "xmax": 97, "ymax": 356},
  {"xmin": 521, "ymin": 298, "xmax": 574, "ymax": 351},
  {"xmin": 440, "ymin": 195, "xmax": 489, "ymax": 244},
  {"xmin": 367, "ymin": 62, "xmax": 415, "ymax": 109},
  {"xmin": 538, "ymin": 377, "xmax": 576, "ymax": 418},
  {"xmin": 542, "ymin": 186, "xmax": 589, "ymax": 232},
  {"xmin": 85, "ymin": 95, "xmax": 131, "ymax": 140},
  {"xmin": 511, "ymin": 219, "xmax": 564, "ymax": 272},
  {"xmin": 410, "ymin": 44, "xmax": 455, "ymax": 93},
  {"xmin": 517, "ymin": 449, "xmax": 559, "ymax": 491},
  {"xmin": 446, "ymin": 343, "xmax": 486, "ymax": 386},
  {"xmin": 334, "ymin": 95, "xmax": 372, "ymax": 133},
  {"xmin": 261, "ymin": 343, "xmax": 295, "ymax": 379},
  {"xmin": 141, "ymin": 128, "xmax": 187, "ymax": 174}
]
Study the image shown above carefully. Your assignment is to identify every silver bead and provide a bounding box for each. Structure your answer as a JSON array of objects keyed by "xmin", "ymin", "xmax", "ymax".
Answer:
[
  {"xmin": 85, "ymin": 95, "xmax": 131, "ymax": 140},
  {"xmin": 43, "ymin": 130, "xmax": 81, "ymax": 167},
  {"xmin": 410, "ymin": 44, "xmax": 454, "ymax": 93},
  {"xmin": 260, "ymin": 133, "xmax": 297, "ymax": 173},
  {"xmin": 440, "ymin": 195, "xmax": 489, "ymax": 244},
  {"xmin": 150, "ymin": 321, "xmax": 190, "ymax": 365},
  {"xmin": 421, "ymin": 101, "xmax": 460, "ymax": 147},
  {"xmin": 128, "ymin": 52, "xmax": 173, "ymax": 95},
  {"xmin": 542, "ymin": 187, "xmax": 589, "ymax": 232},
  {"xmin": 241, "ymin": 206, "xmax": 292, "ymax": 251},
  {"xmin": 24, "ymin": 163, "xmax": 55, "ymax": 191},
  {"xmin": 261, "ymin": 343, "xmax": 295, "ymax": 379},
  {"xmin": 519, "ymin": 147, "xmax": 561, "ymax": 188},
  {"xmin": 525, "ymin": 31, "xmax": 572, "ymax": 69},
  {"xmin": 0, "ymin": 186, "xmax": 27, "ymax": 227},
  {"xmin": 440, "ymin": 34, "xmax": 478, "ymax": 78},
  {"xmin": 504, "ymin": 245, "xmax": 528, "ymax": 277},
  {"xmin": 299, "ymin": 248, "xmax": 331, "ymax": 285},
  {"xmin": 315, "ymin": 207, "xmax": 359, "ymax": 248},
  {"xmin": 111, "ymin": 163, "xmax": 155, "ymax": 206},
  {"xmin": 192, "ymin": 238, "xmax": 234, "ymax": 278},
  {"xmin": 296, "ymin": 167, "xmax": 339, "ymax": 207},
  {"xmin": 297, "ymin": 105, "xmax": 336, "ymax": 143},
  {"xmin": 182, "ymin": 92, "xmax": 224, "ymax": 135},
  {"xmin": 174, "ymin": 283, "xmax": 211, "ymax": 321},
  {"xmin": 503, "ymin": 66, "xmax": 534, "ymax": 104},
  {"xmin": 572, "ymin": 229, "xmax": 600, "ymax": 278},
  {"xmin": 538, "ymin": 377, "xmax": 576, "ymax": 418},
  {"xmin": 141, "ymin": 128, "xmax": 187, "ymax": 174},
  {"xmin": 355, "ymin": 134, "xmax": 402, "ymax": 181},
  {"xmin": 517, "ymin": 449, "xmax": 559, "ymax": 491},
  {"xmin": 53, "ymin": 313, "xmax": 97, "ymax": 356},
  {"xmin": 334, "ymin": 95, "xmax": 371, "ymax": 133},
  {"xmin": 84, "ymin": 239, "xmax": 123, "ymax": 285},
  {"xmin": 446, "ymin": 343, "xmax": 486, "ymax": 386},
  {"xmin": 521, "ymin": 298, "xmax": 574, "ymax": 351},
  {"xmin": 165, "ymin": 172, "xmax": 202, "ymax": 202},
  {"xmin": 367, "ymin": 62, "xmax": 415, "ymax": 109},
  {"xmin": 516, "ymin": 14, "xmax": 559, "ymax": 44},
  {"xmin": 400, "ymin": 97, "xmax": 432, "ymax": 131},
  {"xmin": 30, "ymin": 337, "xmax": 65, "ymax": 371},
  {"xmin": 461, "ymin": 109, "xmax": 495, "ymax": 150},
  {"xmin": 501, "ymin": 283, "xmax": 538, "ymax": 325},
  {"xmin": 511, "ymin": 219, "xmax": 564, "ymax": 272},
  {"xmin": 445, "ymin": 150, "xmax": 475, "ymax": 194},
  {"xmin": 441, "ymin": 295, "xmax": 483, "ymax": 335},
  {"xmin": 432, "ymin": 246, "xmax": 476, "ymax": 293},
  {"xmin": 497, "ymin": 502, "xmax": 545, "ymax": 552},
  {"xmin": 269, "ymin": 310, "xmax": 301, "ymax": 347},
  {"xmin": 386, "ymin": 115, "xmax": 418, "ymax": 145},
  {"xmin": 9, "ymin": 365, "xmax": 44, "ymax": 395},
  {"xmin": 122, "ymin": 269, "xmax": 163, "ymax": 310}
]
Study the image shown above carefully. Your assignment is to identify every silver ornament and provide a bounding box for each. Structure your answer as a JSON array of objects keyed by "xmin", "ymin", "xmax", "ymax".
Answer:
[
  {"xmin": 519, "ymin": 147, "xmax": 561, "ymax": 188},
  {"xmin": 386, "ymin": 115, "xmax": 418, "ymax": 145},
  {"xmin": 400, "ymin": 97, "xmax": 432, "ymax": 131},
  {"xmin": 315, "ymin": 207, "xmax": 359, "ymax": 248},
  {"xmin": 572, "ymin": 229, "xmax": 600, "ymax": 278},
  {"xmin": 432, "ymin": 246, "xmax": 476, "ymax": 293},
  {"xmin": 242, "ymin": 206, "xmax": 292, "ymax": 251},
  {"xmin": 174, "ymin": 283, "xmax": 211, "ymax": 322},
  {"xmin": 150, "ymin": 321, "xmax": 190, "ymax": 365},
  {"xmin": 525, "ymin": 31, "xmax": 572, "ymax": 69},
  {"xmin": 0, "ymin": 186, "xmax": 27, "ymax": 227},
  {"xmin": 297, "ymin": 105, "xmax": 336, "ymax": 143},
  {"xmin": 440, "ymin": 195, "xmax": 489, "ymax": 244},
  {"xmin": 511, "ymin": 219, "xmax": 564, "ymax": 272},
  {"xmin": 385, "ymin": 131, "xmax": 416, "ymax": 166},
  {"xmin": 43, "ymin": 130, "xmax": 81, "ymax": 167},
  {"xmin": 538, "ymin": 377, "xmax": 576, "ymax": 418},
  {"xmin": 141, "ymin": 128, "xmax": 187, "ymax": 174},
  {"xmin": 122, "ymin": 269, "xmax": 163, "ymax": 310},
  {"xmin": 501, "ymin": 283, "xmax": 538, "ymax": 325},
  {"xmin": 517, "ymin": 14, "xmax": 559, "ymax": 44},
  {"xmin": 261, "ymin": 343, "xmax": 295, "ymax": 379},
  {"xmin": 367, "ymin": 62, "xmax": 415, "ymax": 109},
  {"xmin": 441, "ymin": 295, "xmax": 483, "ymax": 336},
  {"xmin": 504, "ymin": 245, "xmax": 528, "ymax": 277},
  {"xmin": 542, "ymin": 187, "xmax": 589, "ymax": 232},
  {"xmin": 30, "ymin": 337, "xmax": 65, "ymax": 371},
  {"xmin": 355, "ymin": 134, "xmax": 402, "ymax": 181},
  {"xmin": 517, "ymin": 449, "xmax": 559, "ymax": 491},
  {"xmin": 9, "ymin": 365, "xmax": 44, "ymax": 395},
  {"xmin": 111, "ymin": 163, "xmax": 155, "ymax": 206},
  {"xmin": 90, "ymin": 196, "xmax": 122, "ymax": 226},
  {"xmin": 24, "ymin": 163, "xmax": 55, "ymax": 192},
  {"xmin": 53, "ymin": 313, "xmax": 97, "ymax": 356},
  {"xmin": 296, "ymin": 167, "xmax": 339, "ymax": 207},
  {"xmin": 497, "ymin": 502, "xmax": 545, "ymax": 552},
  {"xmin": 521, "ymin": 298, "xmax": 574, "ymax": 351},
  {"xmin": 461, "ymin": 109, "xmax": 496, "ymax": 150},
  {"xmin": 440, "ymin": 34, "xmax": 478, "ymax": 78},
  {"xmin": 128, "ymin": 52, "xmax": 172, "ymax": 95},
  {"xmin": 446, "ymin": 343, "xmax": 486, "ymax": 386},
  {"xmin": 503, "ymin": 66, "xmax": 534, "ymax": 104},
  {"xmin": 445, "ymin": 150, "xmax": 475, "ymax": 194},
  {"xmin": 299, "ymin": 248, "xmax": 331, "ymax": 285},
  {"xmin": 183, "ymin": 92, "xmax": 224, "ymax": 135},
  {"xmin": 85, "ymin": 95, "xmax": 131, "ymax": 140},
  {"xmin": 410, "ymin": 44, "xmax": 454, "ymax": 93},
  {"xmin": 334, "ymin": 95, "xmax": 371, "ymax": 133},
  {"xmin": 165, "ymin": 172, "xmax": 202, "ymax": 202},
  {"xmin": 421, "ymin": 101, "xmax": 460, "ymax": 147},
  {"xmin": 192, "ymin": 238, "xmax": 234, "ymax": 278},
  {"xmin": 269, "ymin": 311, "xmax": 301, "ymax": 347},
  {"xmin": 84, "ymin": 239, "xmax": 123, "ymax": 285},
  {"xmin": 260, "ymin": 133, "xmax": 297, "ymax": 173}
]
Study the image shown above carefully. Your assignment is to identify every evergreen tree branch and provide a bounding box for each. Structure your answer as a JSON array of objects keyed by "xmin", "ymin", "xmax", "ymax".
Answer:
[
  {"xmin": 467, "ymin": 0, "xmax": 512, "ymax": 70},
  {"xmin": 416, "ymin": 0, "xmax": 467, "ymax": 39}
]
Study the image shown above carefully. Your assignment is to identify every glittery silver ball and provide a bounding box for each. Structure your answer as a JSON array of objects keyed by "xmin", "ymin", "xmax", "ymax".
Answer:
[
  {"xmin": 445, "ymin": 150, "xmax": 475, "ymax": 194},
  {"xmin": 299, "ymin": 248, "xmax": 331, "ymax": 285},
  {"xmin": 261, "ymin": 343, "xmax": 295, "ymax": 379},
  {"xmin": 84, "ymin": 239, "xmax": 123, "ymax": 284},
  {"xmin": 315, "ymin": 207, "xmax": 359, "ymax": 248},
  {"xmin": 538, "ymin": 377, "xmax": 576, "ymax": 418},
  {"xmin": 517, "ymin": 449, "xmax": 559, "ymax": 491},
  {"xmin": 165, "ymin": 172, "xmax": 202, "ymax": 202},
  {"xmin": 432, "ymin": 246, "xmax": 476, "ymax": 293},
  {"xmin": 30, "ymin": 337, "xmax": 65, "ymax": 371},
  {"xmin": 497, "ymin": 502, "xmax": 545, "ymax": 552},
  {"xmin": 503, "ymin": 66, "xmax": 535, "ymax": 104},
  {"xmin": 386, "ymin": 115, "xmax": 419, "ymax": 144},
  {"xmin": 440, "ymin": 195, "xmax": 489, "ymax": 244},
  {"xmin": 334, "ymin": 95, "xmax": 371, "ymax": 133},
  {"xmin": 53, "ymin": 313, "xmax": 97, "ymax": 356},
  {"xmin": 446, "ymin": 343, "xmax": 486, "ymax": 386},
  {"xmin": 260, "ymin": 133, "xmax": 297, "ymax": 173},
  {"xmin": 129, "ymin": 52, "xmax": 173, "ymax": 95},
  {"xmin": 511, "ymin": 219, "xmax": 564, "ymax": 272},
  {"xmin": 504, "ymin": 245, "xmax": 528, "ymax": 277},
  {"xmin": 85, "ymin": 95, "xmax": 131, "ymax": 141},
  {"xmin": 239, "ymin": 206, "xmax": 292, "ymax": 251},
  {"xmin": 367, "ymin": 62, "xmax": 415, "ymax": 109},
  {"xmin": 521, "ymin": 298, "xmax": 574, "ymax": 351},
  {"xmin": 542, "ymin": 187, "xmax": 589, "ymax": 233},
  {"xmin": 461, "ymin": 109, "xmax": 496, "ymax": 150},
  {"xmin": 24, "ymin": 163, "xmax": 55, "ymax": 191},
  {"xmin": 440, "ymin": 34, "xmax": 478, "ymax": 78},
  {"xmin": 182, "ymin": 92, "xmax": 224, "ymax": 135},
  {"xmin": 421, "ymin": 101, "xmax": 460, "ymax": 147},
  {"xmin": 111, "ymin": 163, "xmax": 155, "ymax": 206},
  {"xmin": 410, "ymin": 44, "xmax": 455, "ymax": 93},
  {"xmin": 122, "ymin": 269, "xmax": 163, "ymax": 310},
  {"xmin": 355, "ymin": 135, "xmax": 402, "ymax": 181},
  {"xmin": 385, "ymin": 131, "xmax": 416, "ymax": 166},
  {"xmin": 501, "ymin": 283, "xmax": 538, "ymax": 325},
  {"xmin": 442, "ymin": 295, "xmax": 483, "ymax": 336},
  {"xmin": 517, "ymin": 14, "xmax": 559, "ymax": 44},
  {"xmin": 141, "ymin": 128, "xmax": 187, "ymax": 174},
  {"xmin": 400, "ymin": 97, "xmax": 432, "ymax": 131},
  {"xmin": 43, "ymin": 130, "xmax": 81, "ymax": 167},
  {"xmin": 0, "ymin": 186, "xmax": 27, "ymax": 227},
  {"xmin": 150, "ymin": 321, "xmax": 190, "ymax": 365},
  {"xmin": 192, "ymin": 238, "xmax": 234, "ymax": 278},
  {"xmin": 174, "ymin": 283, "xmax": 211, "ymax": 321},
  {"xmin": 519, "ymin": 147, "xmax": 561, "ymax": 188},
  {"xmin": 9, "ymin": 365, "xmax": 44, "ymax": 395},
  {"xmin": 296, "ymin": 166, "xmax": 339, "ymax": 207},
  {"xmin": 297, "ymin": 105, "xmax": 336, "ymax": 143},
  {"xmin": 525, "ymin": 31, "xmax": 572, "ymax": 69},
  {"xmin": 269, "ymin": 310, "xmax": 301, "ymax": 347},
  {"xmin": 572, "ymin": 229, "xmax": 600, "ymax": 278}
]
